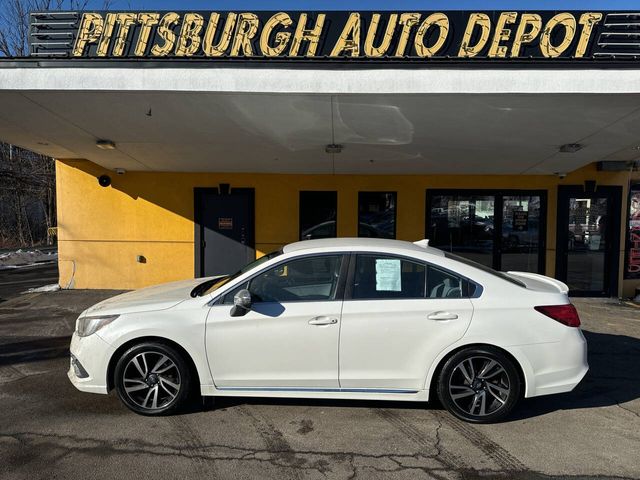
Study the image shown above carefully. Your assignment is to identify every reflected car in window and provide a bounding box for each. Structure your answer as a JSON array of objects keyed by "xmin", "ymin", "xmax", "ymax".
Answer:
[{"xmin": 68, "ymin": 238, "xmax": 588, "ymax": 423}]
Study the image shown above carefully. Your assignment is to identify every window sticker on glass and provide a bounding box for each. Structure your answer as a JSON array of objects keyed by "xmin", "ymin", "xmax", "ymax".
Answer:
[{"xmin": 375, "ymin": 259, "xmax": 401, "ymax": 291}]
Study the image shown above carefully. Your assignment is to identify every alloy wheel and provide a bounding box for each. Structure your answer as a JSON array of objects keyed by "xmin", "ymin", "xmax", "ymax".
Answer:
[
  {"xmin": 122, "ymin": 351, "xmax": 182, "ymax": 411},
  {"xmin": 448, "ymin": 355, "xmax": 511, "ymax": 417}
]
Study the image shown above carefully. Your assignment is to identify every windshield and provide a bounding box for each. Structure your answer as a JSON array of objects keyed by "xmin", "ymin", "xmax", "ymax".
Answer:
[
  {"xmin": 192, "ymin": 250, "xmax": 283, "ymax": 297},
  {"xmin": 443, "ymin": 251, "xmax": 526, "ymax": 288}
]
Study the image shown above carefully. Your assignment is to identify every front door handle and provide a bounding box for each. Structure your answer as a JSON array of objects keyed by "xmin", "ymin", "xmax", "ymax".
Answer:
[
  {"xmin": 427, "ymin": 311, "xmax": 459, "ymax": 321},
  {"xmin": 308, "ymin": 316, "xmax": 338, "ymax": 326}
]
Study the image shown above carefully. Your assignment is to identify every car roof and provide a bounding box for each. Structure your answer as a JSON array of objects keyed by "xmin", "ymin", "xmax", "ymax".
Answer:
[{"xmin": 282, "ymin": 238, "xmax": 445, "ymax": 257}]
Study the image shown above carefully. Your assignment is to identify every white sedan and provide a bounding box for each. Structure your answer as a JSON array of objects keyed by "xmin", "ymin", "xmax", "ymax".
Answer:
[{"xmin": 69, "ymin": 238, "xmax": 588, "ymax": 423}]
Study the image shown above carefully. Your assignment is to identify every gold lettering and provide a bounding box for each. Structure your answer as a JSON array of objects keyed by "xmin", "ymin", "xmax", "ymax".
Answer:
[
  {"xmin": 511, "ymin": 13, "xmax": 542, "ymax": 57},
  {"xmin": 175, "ymin": 13, "xmax": 204, "ymax": 56},
  {"xmin": 230, "ymin": 13, "xmax": 259, "ymax": 56},
  {"xmin": 260, "ymin": 12, "xmax": 293, "ymax": 56},
  {"xmin": 135, "ymin": 13, "xmax": 160, "ymax": 56},
  {"xmin": 73, "ymin": 13, "xmax": 104, "ymax": 56},
  {"xmin": 151, "ymin": 12, "xmax": 180, "ymax": 56},
  {"xmin": 96, "ymin": 13, "xmax": 116, "ymax": 56},
  {"xmin": 112, "ymin": 13, "xmax": 137, "ymax": 56},
  {"xmin": 540, "ymin": 13, "xmax": 576, "ymax": 58},
  {"xmin": 488, "ymin": 12, "xmax": 517, "ymax": 57},
  {"xmin": 575, "ymin": 12, "xmax": 603, "ymax": 57},
  {"xmin": 330, "ymin": 12, "xmax": 361, "ymax": 57},
  {"xmin": 414, "ymin": 13, "xmax": 449, "ymax": 57},
  {"xmin": 202, "ymin": 13, "xmax": 237, "ymax": 57},
  {"xmin": 394, "ymin": 13, "xmax": 421, "ymax": 56},
  {"xmin": 458, "ymin": 13, "xmax": 491, "ymax": 57},
  {"xmin": 363, "ymin": 13, "xmax": 397, "ymax": 57},
  {"xmin": 289, "ymin": 13, "xmax": 325, "ymax": 56}
]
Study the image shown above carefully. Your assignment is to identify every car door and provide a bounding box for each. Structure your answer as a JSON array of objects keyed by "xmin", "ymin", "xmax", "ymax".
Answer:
[
  {"xmin": 206, "ymin": 253, "xmax": 346, "ymax": 389},
  {"xmin": 339, "ymin": 254, "xmax": 474, "ymax": 391}
]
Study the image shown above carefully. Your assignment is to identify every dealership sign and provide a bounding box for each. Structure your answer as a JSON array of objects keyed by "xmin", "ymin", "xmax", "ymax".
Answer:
[{"xmin": 30, "ymin": 11, "xmax": 640, "ymax": 61}]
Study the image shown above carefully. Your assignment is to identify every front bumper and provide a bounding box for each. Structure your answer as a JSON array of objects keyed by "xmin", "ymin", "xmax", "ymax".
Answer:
[{"xmin": 67, "ymin": 332, "xmax": 114, "ymax": 394}]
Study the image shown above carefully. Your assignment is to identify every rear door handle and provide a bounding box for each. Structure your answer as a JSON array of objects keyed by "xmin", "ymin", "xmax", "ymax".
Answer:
[
  {"xmin": 308, "ymin": 316, "xmax": 338, "ymax": 326},
  {"xmin": 427, "ymin": 311, "xmax": 459, "ymax": 321}
]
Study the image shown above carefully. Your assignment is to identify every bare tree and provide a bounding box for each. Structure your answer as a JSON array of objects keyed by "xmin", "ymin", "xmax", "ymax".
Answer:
[
  {"xmin": 0, "ymin": 144, "xmax": 56, "ymax": 248},
  {"xmin": 0, "ymin": 0, "xmax": 117, "ymax": 57},
  {"xmin": 0, "ymin": 0, "xmax": 118, "ymax": 247}
]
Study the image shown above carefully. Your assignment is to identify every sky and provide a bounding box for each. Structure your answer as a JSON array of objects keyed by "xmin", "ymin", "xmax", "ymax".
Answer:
[{"xmin": 101, "ymin": 0, "xmax": 640, "ymax": 10}]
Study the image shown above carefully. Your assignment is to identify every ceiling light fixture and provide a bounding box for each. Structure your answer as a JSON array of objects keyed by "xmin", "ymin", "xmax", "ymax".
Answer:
[
  {"xmin": 559, "ymin": 143, "xmax": 583, "ymax": 153},
  {"xmin": 96, "ymin": 140, "xmax": 116, "ymax": 150},
  {"xmin": 325, "ymin": 144, "xmax": 343, "ymax": 154}
]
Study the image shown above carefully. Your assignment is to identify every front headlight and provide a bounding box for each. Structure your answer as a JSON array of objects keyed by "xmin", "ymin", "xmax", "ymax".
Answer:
[{"xmin": 76, "ymin": 315, "xmax": 119, "ymax": 337}]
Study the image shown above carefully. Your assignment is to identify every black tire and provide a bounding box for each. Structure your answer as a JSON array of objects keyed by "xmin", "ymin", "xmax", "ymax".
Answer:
[
  {"xmin": 437, "ymin": 346, "xmax": 521, "ymax": 424},
  {"xmin": 114, "ymin": 342, "xmax": 192, "ymax": 416}
]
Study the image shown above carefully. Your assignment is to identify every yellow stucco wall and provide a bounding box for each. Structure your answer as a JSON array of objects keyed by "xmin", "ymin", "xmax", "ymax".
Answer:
[{"xmin": 56, "ymin": 159, "xmax": 639, "ymax": 297}]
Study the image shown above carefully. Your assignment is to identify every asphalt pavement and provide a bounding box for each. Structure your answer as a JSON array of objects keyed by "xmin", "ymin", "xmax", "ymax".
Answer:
[
  {"xmin": 0, "ymin": 289, "xmax": 639, "ymax": 480},
  {"xmin": 0, "ymin": 263, "xmax": 58, "ymax": 301}
]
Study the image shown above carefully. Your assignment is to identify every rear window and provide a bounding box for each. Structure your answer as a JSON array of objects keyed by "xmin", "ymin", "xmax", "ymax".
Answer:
[{"xmin": 443, "ymin": 252, "xmax": 526, "ymax": 288}]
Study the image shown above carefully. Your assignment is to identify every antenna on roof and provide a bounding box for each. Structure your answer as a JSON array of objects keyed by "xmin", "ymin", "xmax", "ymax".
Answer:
[{"xmin": 413, "ymin": 239, "xmax": 429, "ymax": 248}]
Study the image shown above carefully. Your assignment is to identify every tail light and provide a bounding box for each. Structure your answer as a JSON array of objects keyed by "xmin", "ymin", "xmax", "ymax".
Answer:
[{"xmin": 534, "ymin": 304, "xmax": 581, "ymax": 327}]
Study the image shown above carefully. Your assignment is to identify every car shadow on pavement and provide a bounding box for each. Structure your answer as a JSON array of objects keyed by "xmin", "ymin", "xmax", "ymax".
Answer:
[
  {"xmin": 508, "ymin": 329, "xmax": 640, "ymax": 421},
  {"xmin": 199, "ymin": 329, "xmax": 640, "ymax": 421},
  {"xmin": 2, "ymin": 329, "xmax": 638, "ymax": 422},
  {"xmin": 0, "ymin": 336, "xmax": 69, "ymax": 366}
]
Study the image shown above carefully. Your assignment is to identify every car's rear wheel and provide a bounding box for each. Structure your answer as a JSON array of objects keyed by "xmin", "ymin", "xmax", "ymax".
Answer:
[
  {"xmin": 437, "ymin": 347, "xmax": 520, "ymax": 423},
  {"xmin": 114, "ymin": 342, "xmax": 191, "ymax": 415}
]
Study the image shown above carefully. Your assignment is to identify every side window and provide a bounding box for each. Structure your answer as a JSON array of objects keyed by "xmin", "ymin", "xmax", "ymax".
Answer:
[
  {"xmin": 243, "ymin": 255, "xmax": 343, "ymax": 303},
  {"xmin": 352, "ymin": 255, "xmax": 426, "ymax": 299},
  {"xmin": 427, "ymin": 265, "xmax": 463, "ymax": 299}
]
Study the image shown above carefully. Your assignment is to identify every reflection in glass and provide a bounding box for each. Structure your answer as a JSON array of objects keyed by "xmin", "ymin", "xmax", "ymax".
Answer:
[
  {"xmin": 299, "ymin": 191, "xmax": 337, "ymax": 240},
  {"xmin": 501, "ymin": 196, "xmax": 541, "ymax": 272},
  {"xmin": 429, "ymin": 195, "xmax": 494, "ymax": 268},
  {"xmin": 566, "ymin": 197, "xmax": 608, "ymax": 292},
  {"xmin": 358, "ymin": 192, "xmax": 397, "ymax": 239}
]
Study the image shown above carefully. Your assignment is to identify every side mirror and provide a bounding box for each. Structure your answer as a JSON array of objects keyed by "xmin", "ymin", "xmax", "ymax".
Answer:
[{"xmin": 230, "ymin": 289, "xmax": 252, "ymax": 317}]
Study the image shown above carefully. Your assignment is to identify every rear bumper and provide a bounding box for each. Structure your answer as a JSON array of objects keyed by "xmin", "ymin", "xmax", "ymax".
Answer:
[
  {"xmin": 67, "ymin": 332, "xmax": 113, "ymax": 394},
  {"xmin": 510, "ymin": 328, "xmax": 588, "ymax": 398}
]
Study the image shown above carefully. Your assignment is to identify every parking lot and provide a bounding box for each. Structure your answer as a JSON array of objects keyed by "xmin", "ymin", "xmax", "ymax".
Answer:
[{"xmin": 0, "ymin": 289, "xmax": 639, "ymax": 480}]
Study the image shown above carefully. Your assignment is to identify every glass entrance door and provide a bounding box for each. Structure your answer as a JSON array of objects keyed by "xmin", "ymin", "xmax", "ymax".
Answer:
[
  {"xmin": 556, "ymin": 186, "xmax": 622, "ymax": 296},
  {"xmin": 427, "ymin": 190, "xmax": 546, "ymax": 274},
  {"xmin": 501, "ymin": 195, "xmax": 543, "ymax": 272}
]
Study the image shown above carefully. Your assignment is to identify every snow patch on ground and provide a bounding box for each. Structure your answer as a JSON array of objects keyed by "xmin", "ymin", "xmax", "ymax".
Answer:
[
  {"xmin": 0, "ymin": 249, "xmax": 58, "ymax": 270},
  {"xmin": 22, "ymin": 284, "xmax": 61, "ymax": 294}
]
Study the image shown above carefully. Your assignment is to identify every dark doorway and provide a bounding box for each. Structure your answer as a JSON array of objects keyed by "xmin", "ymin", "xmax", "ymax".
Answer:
[
  {"xmin": 556, "ymin": 185, "xmax": 622, "ymax": 297},
  {"xmin": 426, "ymin": 190, "xmax": 547, "ymax": 274},
  {"xmin": 195, "ymin": 187, "xmax": 255, "ymax": 277}
]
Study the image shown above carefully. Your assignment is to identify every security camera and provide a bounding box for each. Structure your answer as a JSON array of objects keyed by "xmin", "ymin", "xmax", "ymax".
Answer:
[
  {"xmin": 114, "ymin": 168, "xmax": 126, "ymax": 175},
  {"xmin": 98, "ymin": 174, "xmax": 112, "ymax": 187},
  {"xmin": 555, "ymin": 172, "xmax": 567, "ymax": 179}
]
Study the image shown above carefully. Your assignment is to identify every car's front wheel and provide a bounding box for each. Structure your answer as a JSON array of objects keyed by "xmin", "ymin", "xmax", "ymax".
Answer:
[
  {"xmin": 114, "ymin": 342, "xmax": 191, "ymax": 415},
  {"xmin": 437, "ymin": 347, "xmax": 521, "ymax": 423}
]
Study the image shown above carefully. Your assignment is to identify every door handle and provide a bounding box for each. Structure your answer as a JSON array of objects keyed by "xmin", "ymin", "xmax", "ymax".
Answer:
[
  {"xmin": 427, "ymin": 311, "xmax": 459, "ymax": 321},
  {"xmin": 308, "ymin": 316, "xmax": 338, "ymax": 326}
]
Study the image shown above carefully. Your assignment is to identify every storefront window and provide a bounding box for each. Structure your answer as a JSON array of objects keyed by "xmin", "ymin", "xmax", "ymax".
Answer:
[
  {"xmin": 625, "ymin": 183, "xmax": 640, "ymax": 279},
  {"xmin": 358, "ymin": 192, "xmax": 397, "ymax": 239},
  {"xmin": 427, "ymin": 191, "xmax": 545, "ymax": 273},
  {"xmin": 429, "ymin": 194, "xmax": 495, "ymax": 268},
  {"xmin": 299, "ymin": 191, "xmax": 337, "ymax": 240}
]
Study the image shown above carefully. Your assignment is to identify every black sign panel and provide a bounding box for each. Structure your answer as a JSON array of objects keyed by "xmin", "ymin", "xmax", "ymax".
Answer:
[{"xmin": 29, "ymin": 11, "xmax": 640, "ymax": 63}]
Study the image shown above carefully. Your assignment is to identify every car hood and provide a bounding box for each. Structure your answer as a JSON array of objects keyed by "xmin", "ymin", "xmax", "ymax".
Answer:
[{"xmin": 82, "ymin": 277, "xmax": 222, "ymax": 316}]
